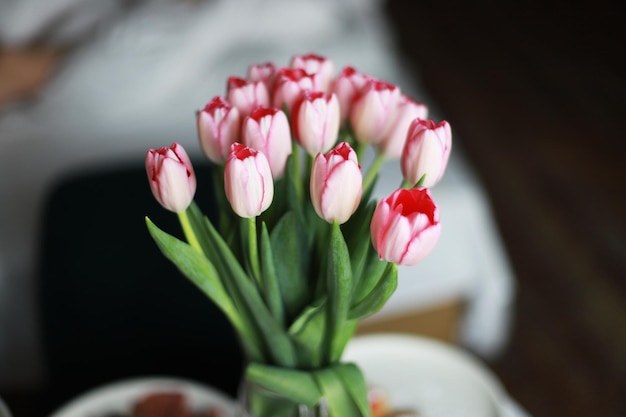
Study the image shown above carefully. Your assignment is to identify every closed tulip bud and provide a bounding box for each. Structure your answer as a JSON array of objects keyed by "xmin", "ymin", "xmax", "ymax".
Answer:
[
  {"xmin": 331, "ymin": 66, "xmax": 372, "ymax": 122},
  {"xmin": 227, "ymin": 76, "xmax": 270, "ymax": 118},
  {"xmin": 145, "ymin": 142, "xmax": 196, "ymax": 213},
  {"xmin": 401, "ymin": 119, "xmax": 452, "ymax": 188},
  {"xmin": 242, "ymin": 106, "xmax": 292, "ymax": 178},
  {"xmin": 197, "ymin": 96, "xmax": 241, "ymax": 164},
  {"xmin": 350, "ymin": 79, "xmax": 401, "ymax": 145},
  {"xmin": 292, "ymin": 90, "xmax": 341, "ymax": 155},
  {"xmin": 371, "ymin": 187, "xmax": 441, "ymax": 266},
  {"xmin": 377, "ymin": 95, "xmax": 429, "ymax": 159},
  {"xmin": 310, "ymin": 142, "xmax": 362, "ymax": 224},
  {"xmin": 224, "ymin": 143, "xmax": 274, "ymax": 218},
  {"xmin": 290, "ymin": 53, "xmax": 334, "ymax": 93},
  {"xmin": 247, "ymin": 61, "xmax": 279, "ymax": 93},
  {"xmin": 272, "ymin": 68, "xmax": 316, "ymax": 115}
]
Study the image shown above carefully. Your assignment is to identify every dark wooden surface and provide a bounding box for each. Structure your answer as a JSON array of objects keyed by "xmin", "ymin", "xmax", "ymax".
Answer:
[{"xmin": 384, "ymin": 1, "xmax": 626, "ymax": 416}]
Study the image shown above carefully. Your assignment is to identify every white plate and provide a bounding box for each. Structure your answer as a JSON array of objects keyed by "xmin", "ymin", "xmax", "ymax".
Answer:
[
  {"xmin": 343, "ymin": 333, "xmax": 513, "ymax": 417},
  {"xmin": 48, "ymin": 376, "xmax": 236, "ymax": 417}
]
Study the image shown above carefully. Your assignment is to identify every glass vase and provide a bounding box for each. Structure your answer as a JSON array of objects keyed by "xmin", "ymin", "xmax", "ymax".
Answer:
[{"xmin": 236, "ymin": 378, "xmax": 329, "ymax": 417}]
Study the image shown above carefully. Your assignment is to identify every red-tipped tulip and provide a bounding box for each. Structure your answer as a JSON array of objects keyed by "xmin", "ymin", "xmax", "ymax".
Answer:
[
  {"xmin": 290, "ymin": 53, "xmax": 334, "ymax": 93},
  {"xmin": 242, "ymin": 106, "xmax": 292, "ymax": 178},
  {"xmin": 247, "ymin": 61, "xmax": 279, "ymax": 93},
  {"xmin": 145, "ymin": 142, "xmax": 196, "ymax": 213},
  {"xmin": 377, "ymin": 95, "xmax": 429, "ymax": 159},
  {"xmin": 401, "ymin": 119, "xmax": 452, "ymax": 188},
  {"xmin": 224, "ymin": 143, "xmax": 274, "ymax": 218},
  {"xmin": 197, "ymin": 96, "xmax": 241, "ymax": 164},
  {"xmin": 272, "ymin": 68, "xmax": 316, "ymax": 115},
  {"xmin": 331, "ymin": 66, "xmax": 372, "ymax": 122},
  {"xmin": 350, "ymin": 79, "xmax": 401, "ymax": 145},
  {"xmin": 310, "ymin": 142, "xmax": 362, "ymax": 224},
  {"xmin": 292, "ymin": 90, "xmax": 341, "ymax": 155},
  {"xmin": 227, "ymin": 76, "xmax": 270, "ymax": 118},
  {"xmin": 370, "ymin": 187, "xmax": 441, "ymax": 266}
]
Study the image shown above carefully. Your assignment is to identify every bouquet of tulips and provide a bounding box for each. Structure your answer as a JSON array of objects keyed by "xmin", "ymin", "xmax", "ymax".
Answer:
[{"xmin": 145, "ymin": 53, "xmax": 451, "ymax": 417}]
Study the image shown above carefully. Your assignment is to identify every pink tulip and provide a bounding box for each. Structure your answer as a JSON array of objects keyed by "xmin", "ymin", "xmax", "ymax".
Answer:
[
  {"xmin": 272, "ymin": 68, "xmax": 317, "ymax": 115},
  {"xmin": 145, "ymin": 142, "xmax": 196, "ymax": 213},
  {"xmin": 247, "ymin": 61, "xmax": 279, "ymax": 93},
  {"xmin": 226, "ymin": 76, "xmax": 270, "ymax": 118},
  {"xmin": 331, "ymin": 66, "xmax": 372, "ymax": 122},
  {"xmin": 291, "ymin": 90, "xmax": 341, "ymax": 155},
  {"xmin": 310, "ymin": 142, "xmax": 362, "ymax": 224},
  {"xmin": 350, "ymin": 79, "xmax": 401, "ymax": 145},
  {"xmin": 242, "ymin": 106, "xmax": 292, "ymax": 178},
  {"xmin": 377, "ymin": 95, "xmax": 429, "ymax": 159},
  {"xmin": 224, "ymin": 143, "xmax": 274, "ymax": 218},
  {"xmin": 290, "ymin": 53, "xmax": 334, "ymax": 93},
  {"xmin": 370, "ymin": 187, "xmax": 441, "ymax": 266},
  {"xmin": 401, "ymin": 119, "xmax": 452, "ymax": 188},
  {"xmin": 197, "ymin": 96, "xmax": 241, "ymax": 164}
]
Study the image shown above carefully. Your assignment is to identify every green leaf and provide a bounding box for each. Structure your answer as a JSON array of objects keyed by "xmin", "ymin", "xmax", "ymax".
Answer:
[
  {"xmin": 349, "ymin": 263, "xmax": 397, "ymax": 320},
  {"xmin": 200, "ymin": 212, "xmax": 297, "ymax": 367},
  {"xmin": 245, "ymin": 363, "xmax": 323, "ymax": 407},
  {"xmin": 270, "ymin": 211, "xmax": 309, "ymax": 321},
  {"xmin": 313, "ymin": 367, "xmax": 359, "ymax": 417},
  {"xmin": 287, "ymin": 297, "xmax": 327, "ymax": 367},
  {"xmin": 326, "ymin": 222, "xmax": 353, "ymax": 362},
  {"xmin": 260, "ymin": 222, "xmax": 284, "ymax": 325},
  {"xmin": 352, "ymin": 247, "xmax": 388, "ymax": 305},
  {"xmin": 334, "ymin": 363, "xmax": 373, "ymax": 417},
  {"xmin": 145, "ymin": 217, "xmax": 250, "ymax": 347}
]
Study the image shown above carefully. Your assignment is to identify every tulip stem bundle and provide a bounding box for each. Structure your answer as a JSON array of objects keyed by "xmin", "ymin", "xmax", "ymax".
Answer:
[{"xmin": 144, "ymin": 53, "xmax": 452, "ymax": 417}]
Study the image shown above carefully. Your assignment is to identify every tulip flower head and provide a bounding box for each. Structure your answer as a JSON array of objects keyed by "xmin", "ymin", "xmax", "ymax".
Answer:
[
  {"xmin": 224, "ymin": 143, "xmax": 274, "ymax": 218},
  {"xmin": 290, "ymin": 53, "xmax": 335, "ymax": 93},
  {"xmin": 272, "ymin": 68, "xmax": 317, "ymax": 115},
  {"xmin": 145, "ymin": 142, "xmax": 196, "ymax": 213},
  {"xmin": 377, "ymin": 95, "xmax": 429, "ymax": 160},
  {"xmin": 242, "ymin": 106, "xmax": 292, "ymax": 178},
  {"xmin": 331, "ymin": 66, "xmax": 372, "ymax": 123},
  {"xmin": 310, "ymin": 142, "xmax": 362, "ymax": 224},
  {"xmin": 401, "ymin": 119, "xmax": 452, "ymax": 188},
  {"xmin": 197, "ymin": 96, "xmax": 241, "ymax": 164},
  {"xmin": 292, "ymin": 90, "xmax": 341, "ymax": 155},
  {"xmin": 247, "ymin": 61, "xmax": 279, "ymax": 92},
  {"xmin": 227, "ymin": 76, "xmax": 270, "ymax": 118},
  {"xmin": 350, "ymin": 79, "xmax": 401, "ymax": 145},
  {"xmin": 371, "ymin": 187, "xmax": 441, "ymax": 266}
]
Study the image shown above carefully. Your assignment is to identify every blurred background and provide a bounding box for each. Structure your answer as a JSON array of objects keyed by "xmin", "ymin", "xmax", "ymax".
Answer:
[{"xmin": 0, "ymin": 0, "xmax": 624, "ymax": 416}]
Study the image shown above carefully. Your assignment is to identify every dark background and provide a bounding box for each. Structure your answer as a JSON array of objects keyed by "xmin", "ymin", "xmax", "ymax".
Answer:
[{"xmin": 383, "ymin": 1, "xmax": 626, "ymax": 416}]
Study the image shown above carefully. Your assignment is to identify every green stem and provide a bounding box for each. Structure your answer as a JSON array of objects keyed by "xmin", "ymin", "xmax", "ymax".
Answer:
[
  {"xmin": 248, "ymin": 217, "xmax": 262, "ymax": 287},
  {"xmin": 362, "ymin": 153, "xmax": 385, "ymax": 193},
  {"xmin": 178, "ymin": 209, "xmax": 202, "ymax": 252},
  {"xmin": 400, "ymin": 173, "xmax": 426, "ymax": 189}
]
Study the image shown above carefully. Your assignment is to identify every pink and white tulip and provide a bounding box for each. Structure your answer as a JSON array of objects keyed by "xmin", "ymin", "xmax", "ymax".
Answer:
[
  {"xmin": 291, "ymin": 90, "xmax": 341, "ymax": 155},
  {"xmin": 377, "ymin": 95, "xmax": 429, "ymax": 159},
  {"xmin": 197, "ymin": 96, "xmax": 241, "ymax": 164},
  {"xmin": 350, "ymin": 79, "xmax": 401, "ymax": 145},
  {"xmin": 310, "ymin": 142, "xmax": 362, "ymax": 224},
  {"xmin": 290, "ymin": 53, "xmax": 334, "ymax": 93},
  {"xmin": 227, "ymin": 76, "xmax": 270, "ymax": 118},
  {"xmin": 370, "ymin": 187, "xmax": 441, "ymax": 266},
  {"xmin": 242, "ymin": 106, "xmax": 292, "ymax": 178},
  {"xmin": 272, "ymin": 68, "xmax": 317, "ymax": 115},
  {"xmin": 145, "ymin": 142, "xmax": 196, "ymax": 213},
  {"xmin": 247, "ymin": 61, "xmax": 279, "ymax": 93},
  {"xmin": 224, "ymin": 143, "xmax": 274, "ymax": 218},
  {"xmin": 401, "ymin": 119, "xmax": 452, "ymax": 188},
  {"xmin": 331, "ymin": 66, "xmax": 372, "ymax": 122}
]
